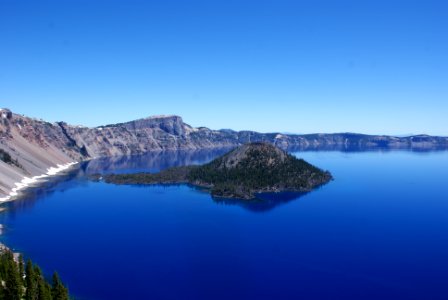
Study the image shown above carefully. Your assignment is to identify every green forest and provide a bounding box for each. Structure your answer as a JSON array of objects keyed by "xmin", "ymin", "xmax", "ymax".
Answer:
[
  {"xmin": 104, "ymin": 142, "xmax": 332, "ymax": 199},
  {"xmin": 0, "ymin": 249, "xmax": 70, "ymax": 300}
]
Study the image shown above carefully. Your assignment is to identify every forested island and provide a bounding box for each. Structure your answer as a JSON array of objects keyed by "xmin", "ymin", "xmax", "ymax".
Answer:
[
  {"xmin": 0, "ymin": 249, "xmax": 69, "ymax": 300},
  {"xmin": 104, "ymin": 142, "xmax": 332, "ymax": 199}
]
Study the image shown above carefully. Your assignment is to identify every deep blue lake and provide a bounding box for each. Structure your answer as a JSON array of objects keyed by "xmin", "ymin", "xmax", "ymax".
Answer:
[{"xmin": 1, "ymin": 150, "xmax": 448, "ymax": 299}]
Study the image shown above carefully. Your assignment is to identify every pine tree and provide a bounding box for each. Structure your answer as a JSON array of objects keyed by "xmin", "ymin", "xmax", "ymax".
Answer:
[
  {"xmin": 3, "ymin": 252, "xmax": 22, "ymax": 300},
  {"xmin": 0, "ymin": 251, "xmax": 69, "ymax": 300},
  {"xmin": 0, "ymin": 269, "xmax": 5, "ymax": 300},
  {"xmin": 19, "ymin": 254, "xmax": 25, "ymax": 283},
  {"xmin": 51, "ymin": 272, "xmax": 69, "ymax": 300},
  {"xmin": 25, "ymin": 259, "xmax": 38, "ymax": 300},
  {"xmin": 35, "ymin": 266, "xmax": 53, "ymax": 300},
  {"xmin": 37, "ymin": 279, "xmax": 53, "ymax": 300}
]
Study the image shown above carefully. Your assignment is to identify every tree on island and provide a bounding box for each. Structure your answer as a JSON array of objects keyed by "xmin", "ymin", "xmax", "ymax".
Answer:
[{"xmin": 104, "ymin": 142, "xmax": 332, "ymax": 200}]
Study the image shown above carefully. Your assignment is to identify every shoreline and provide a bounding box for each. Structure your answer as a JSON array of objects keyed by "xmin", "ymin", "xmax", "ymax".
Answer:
[{"xmin": 0, "ymin": 161, "xmax": 78, "ymax": 203}]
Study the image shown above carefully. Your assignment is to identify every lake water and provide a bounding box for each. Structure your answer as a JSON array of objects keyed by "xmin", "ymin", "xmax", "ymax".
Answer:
[{"xmin": 1, "ymin": 150, "xmax": 448, "ymax": 300}]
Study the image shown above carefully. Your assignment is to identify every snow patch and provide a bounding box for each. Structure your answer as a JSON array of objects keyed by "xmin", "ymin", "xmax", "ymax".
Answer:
[{"xmin": 0, "ymin": 162, "xmax": 77, "ymax": 202}]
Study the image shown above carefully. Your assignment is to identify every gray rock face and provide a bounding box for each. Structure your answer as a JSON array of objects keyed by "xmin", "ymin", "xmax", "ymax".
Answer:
[
  {"xmin": 0, "ymin": 112, "xmax": 84, "ymax": 198},
  {"xmin": 216, "ymin": 142, "xmax": 288, "ymax": 169},
  {"xmin": 1, "ymin": 109, "xmax": 448, "ymax": 198}
]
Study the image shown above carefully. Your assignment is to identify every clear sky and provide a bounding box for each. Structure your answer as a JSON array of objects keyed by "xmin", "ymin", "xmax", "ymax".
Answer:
[{"xmin": 0, "ymin": 0, "xmax": 447, "ymax": 135}]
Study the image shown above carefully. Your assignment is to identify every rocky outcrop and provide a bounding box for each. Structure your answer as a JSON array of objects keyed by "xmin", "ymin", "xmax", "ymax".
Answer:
[{"xmin": 1, "ymin": 109, "xmax": 447, "ymax": 198}]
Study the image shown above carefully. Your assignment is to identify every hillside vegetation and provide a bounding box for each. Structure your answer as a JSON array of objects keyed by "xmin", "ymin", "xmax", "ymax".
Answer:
[
  {"xmin": 0, "ymin": 249, "xmax": 69, "ymax": 300},
  {"xmin": 104, "ymin": 143, "xmax": 332, "ymax": 199}
]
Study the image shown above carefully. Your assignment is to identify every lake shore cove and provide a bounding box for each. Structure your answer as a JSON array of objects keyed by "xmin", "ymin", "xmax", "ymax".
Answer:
[{"xmin": 102, "ymin": 143, "xmax": 333, "ymax": 200}]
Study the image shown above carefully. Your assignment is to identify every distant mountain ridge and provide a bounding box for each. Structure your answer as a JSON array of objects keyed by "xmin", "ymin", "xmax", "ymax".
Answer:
[
  {"xmin": 61, "ymin": 115, "xmax": 448, "ymax": 156},
  {"xmin": 1, "ymin": 109, "xmax": 447, "ymax": 198}
]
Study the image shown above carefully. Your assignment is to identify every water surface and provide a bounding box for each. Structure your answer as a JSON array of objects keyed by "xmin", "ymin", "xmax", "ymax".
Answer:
[{"xmin": 1, "ymin": 150, "xmax": 448, "ymax": 299}]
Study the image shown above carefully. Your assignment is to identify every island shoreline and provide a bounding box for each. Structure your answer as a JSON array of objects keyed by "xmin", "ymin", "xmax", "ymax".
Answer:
[{"xmin": 102, "ymin": 143, "xmax": 333, "ymax": 200}]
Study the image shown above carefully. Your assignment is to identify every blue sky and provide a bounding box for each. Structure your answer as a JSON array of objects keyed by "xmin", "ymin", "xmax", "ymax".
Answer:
[{"xmin": 0, "ymin": 0, "xmax": 447, "ymax": 135}]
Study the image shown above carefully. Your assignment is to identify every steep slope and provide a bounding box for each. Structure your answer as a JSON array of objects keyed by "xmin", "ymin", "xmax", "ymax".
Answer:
[{"xmin": 0, "ymin": 110, "xmax": 84, "ymax": 199}]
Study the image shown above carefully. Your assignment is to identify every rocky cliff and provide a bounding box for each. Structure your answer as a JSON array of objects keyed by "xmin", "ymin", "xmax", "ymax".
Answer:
[
  {"xmin": 1, "ymin": 108, "xmax": 447, "ymax": 198},
  {"xmin": 60, "ymin": 115, "xmax": 448, "ymax": 157}
]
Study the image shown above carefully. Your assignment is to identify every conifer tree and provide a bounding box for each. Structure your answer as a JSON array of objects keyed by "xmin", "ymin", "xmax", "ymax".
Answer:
[
  {"xmin": 3, "ymin": 252, "xmax": 22, "ymax": 300},
  {"xmin": 19, "ymin": 254, "xmax": 25, "ymax": 283},
  {"xmin": 25, "ymin": 259, "xmax": 38, "ymax": 300},
  {"xmin": 51, "ymin": 272, "xmax": 69, "ymax": 300},
  {"xmin": 0, "ymin": 251, "xmax": 69, "ymax": 300},
  {"xmin": 35, "ymin": 266, "xmax": 53, "ymax": 300},
  {"xmin": 37, "ymin": 279, "xmax": 53, "ymax": 300}
]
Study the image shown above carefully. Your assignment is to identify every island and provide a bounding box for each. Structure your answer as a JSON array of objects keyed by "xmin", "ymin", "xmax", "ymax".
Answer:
[{"xmin": 102, "ymin": 142, "xmax": 333, "ymax": 199}]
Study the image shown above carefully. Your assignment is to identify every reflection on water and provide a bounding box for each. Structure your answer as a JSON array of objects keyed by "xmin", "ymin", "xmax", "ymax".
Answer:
[
  {"xmin": 2, "ymin": 150, "xmax": 448, "ymax": 300},
  {"xmin": 3, "ymin": 147, "xmax": 312, "ymax": 214},
  {"xmin": 7, "ymin": 147, "xmax": 446, "ymax": 215},
  {"xmin": 212, "ymin": 191, "xmax": 309, "ymax": 212},
  {"xmin": 3, "ymin": 168, "xmax": 88, "ymax": 216},
  {"xmin": 83, "ymin": 147, "xmax": 232, "ymax": 174},
  {"xmin": 4, "ymin": 149, "xmax": 232, "ymax": 214}
]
